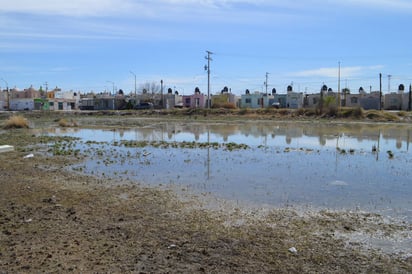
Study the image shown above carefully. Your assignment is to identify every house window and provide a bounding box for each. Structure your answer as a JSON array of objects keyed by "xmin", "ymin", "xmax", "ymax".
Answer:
[
  {"xmin": 195, "ymin": 98, "xmax": 200, "ymax": 107},
  {"xmin": 245, "ymin": 98, "xmax": 251, "ymax": 104},
  {"xmin": 185, "ymin": 98, "xmax": 190, "ymax": 104},
  {"xmin": 313, "ymin": 98, "xmax": 318, "ymax": 104},
  {"xmin": 350, "ymin": 97, "xmax": 358, "ymax": 104}
]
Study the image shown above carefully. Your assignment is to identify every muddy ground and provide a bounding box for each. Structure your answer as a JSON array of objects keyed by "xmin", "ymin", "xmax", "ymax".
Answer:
[{"xmin": 0, "ymin": 112, "xmax": 411, "ymax": 273}]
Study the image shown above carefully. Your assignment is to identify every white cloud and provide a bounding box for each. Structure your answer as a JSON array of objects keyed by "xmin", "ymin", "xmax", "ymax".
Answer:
[
  {"xmin": 342, "ymin": 0, "xmax": 412, "ymax": 10},
  {"xmin": 0, "ymin": 0, "xmax": 142, "ymax": 17},
  {"xmin": 292, "ymin": 65, "xmax": 384, "ymax": 79},
  {"xmin": 1, "ymin": 0, "xmax": 411, "ymax": 18}
]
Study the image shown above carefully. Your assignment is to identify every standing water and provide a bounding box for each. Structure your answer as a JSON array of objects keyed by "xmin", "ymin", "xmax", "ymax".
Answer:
[{"xmin": 47, "ymin": 121, "xmax": 412, "ymax": 222}]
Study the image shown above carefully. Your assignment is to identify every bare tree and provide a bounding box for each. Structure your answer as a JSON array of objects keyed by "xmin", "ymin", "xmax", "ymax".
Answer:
[{"xmin": 139, "ymin": 81, "xmax": 161, "ymax": 94}]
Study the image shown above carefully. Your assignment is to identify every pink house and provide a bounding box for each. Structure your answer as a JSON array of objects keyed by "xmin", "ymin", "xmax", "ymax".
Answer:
[{"xmin": 182, "ymin": 93, "xmax": 207, "ymax": 108}]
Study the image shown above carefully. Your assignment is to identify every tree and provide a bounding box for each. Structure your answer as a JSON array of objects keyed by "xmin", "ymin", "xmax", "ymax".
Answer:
[
  {"xmin": 139, "ymin": 81, "xmax": 161, "ymax": 94},
  {"xmin": 272, "ymin": 88, "xmax": 276, "ymax": 94},
  {"xmin": 194, "ymin": 87, "xmax": 200, "ymax": 94},
  {"xmin": 221, "ymin": 86, "xmax": 229, "ymax": 93},
  {"xmin": 168, "ymin": 88, "xmax": 173, "ymax": 94},
  {"xmin": 39, "ymin": 86, "xmax": 45, "ymax": 97},
  {"xmin": 245, "ymin": 89, "xmax": 250, "ymax": 94}
]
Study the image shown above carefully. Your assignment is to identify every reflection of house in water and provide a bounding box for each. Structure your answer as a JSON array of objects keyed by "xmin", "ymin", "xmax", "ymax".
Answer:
[{"xmin": 209, "ymin": 124, "xmax": 240, "ymax": 142}]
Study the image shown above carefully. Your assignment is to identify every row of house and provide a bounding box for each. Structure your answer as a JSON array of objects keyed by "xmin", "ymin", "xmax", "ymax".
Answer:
[
  {"xmin": 1, "ymin": 84, "xmax": 411, "ymax": 111},
  {"xmin": 241, "ymin": 84, "xmax": 411, "ymax": 111},
  {"xmin": 0, "ymin": 86, "xmax": 79, "ymax": 111}
]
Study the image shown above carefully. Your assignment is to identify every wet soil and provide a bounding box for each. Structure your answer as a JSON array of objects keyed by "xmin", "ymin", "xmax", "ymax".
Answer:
[{"xmin": 0, "ymin": 112, "xmax": 411, "ymax": 273}]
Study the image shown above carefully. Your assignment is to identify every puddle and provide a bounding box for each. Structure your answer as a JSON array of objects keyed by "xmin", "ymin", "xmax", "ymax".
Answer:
[{"xmin": 43, "ymin": 121, "xmax": 412, "ymax": 222}]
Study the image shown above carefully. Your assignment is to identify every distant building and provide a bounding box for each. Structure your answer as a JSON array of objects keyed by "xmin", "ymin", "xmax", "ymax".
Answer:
[
  {"xmin": 240, "ymin": 91, "xmax": 272, "ymax": 108},
  {"xmin": 10, "ymin": 98, "xmax": 35, "ymax": 111},
  {"xmin": 163, "ymin": 92, "xmax": 183, "ymax": 109},
  {"xmin": 182, "ymin": 93, "xmax": 207, "ymax": 108},
  {"xmin": 286, "ymin": 92, "xmax": 304, "ymax": 109},
  {"xmin": 211, "ymin": 92, "xmax": 237, "ymax": 108},
  {"xmin": 269, "ymin": 94, "xmax": 287, "ymax": 108}
]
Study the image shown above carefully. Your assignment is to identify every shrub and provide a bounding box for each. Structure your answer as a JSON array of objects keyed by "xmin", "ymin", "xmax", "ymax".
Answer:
[
  {"xmin": 397, "ymin": 111, "xmax": 408, "ymax": 117},
  {"xmin": 58, "ymin": 118, "xmax": 78, "ymax": 127},
  {"xmin": 303, "ymin": 108, "xmax": 317, "ymax": 117},
  {"xmin": 278, "ymin": 108, "xmax": 290, "ymax": 115},
  {"xmin": 238, "ymin": 108, "xmax": 250, "ymax": 115},
  {"xmin": 3, "ymin": 115, "xmax": 29, "ymax": 129},
  {"xmin": 295, "ymin": 108, "xmax": 307, "ymax": 116},
  {"xmin": 364, "ymin": 110, "xmax": 399, "ymax": 121},
  {"xmin": 327, "ymin": 105, "xmax": 338, "ymax": 117},
  {"xmin": 341, "ymin": 107, "xmax": 364, "ymax": 118},
  {"xmin": 221, "ymin": 103, "xmax": 236, "ymax": 109}
]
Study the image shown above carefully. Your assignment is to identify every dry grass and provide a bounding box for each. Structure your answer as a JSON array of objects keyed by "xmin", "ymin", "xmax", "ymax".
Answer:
[
  {"xmin": 3, "ymin": 115, "xmax": 29, "ymax": 129},
  {"xmin": 58, "ymin": 118, "xmax": 78, "ymax": 127}
]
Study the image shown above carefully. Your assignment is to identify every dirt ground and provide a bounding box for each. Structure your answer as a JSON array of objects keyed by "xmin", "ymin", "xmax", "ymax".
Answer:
[{"xmin": 0, "ymin": 112, "xmax": 411, "ymax": 273}]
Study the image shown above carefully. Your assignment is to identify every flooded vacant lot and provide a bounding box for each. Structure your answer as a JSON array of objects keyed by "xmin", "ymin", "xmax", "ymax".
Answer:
[{"xmin": 47, "ymin": 121, "xmax": 412, "ymax": 222}]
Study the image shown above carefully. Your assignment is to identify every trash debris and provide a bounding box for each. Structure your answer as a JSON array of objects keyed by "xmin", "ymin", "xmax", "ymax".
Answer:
[
  {"xmin": 24, "ymin": 218, "xmax": 32, "ymax": 223},
  {"xmin": 0, "ymin": 145, "xmax": 14, "ymax": 153},
  {"xmin": 143, "ymin": 152, "xmax": 151, "ymax": 157},
  {"xmin": 23, "ymin": 153, "xmax": 34, "ymax": 159},
  {"xmin": 288, "ymin": 247, "xmax": 298, "ymax": 254},
  {"xmin": 167, "ymin": 244, "xmax": 177, "ymax": 249}
]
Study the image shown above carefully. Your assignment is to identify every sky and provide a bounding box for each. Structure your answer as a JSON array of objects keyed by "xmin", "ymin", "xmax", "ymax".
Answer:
[{"xmin": 1, "ymin": 0, "xmax": 411, "ymax": 95}]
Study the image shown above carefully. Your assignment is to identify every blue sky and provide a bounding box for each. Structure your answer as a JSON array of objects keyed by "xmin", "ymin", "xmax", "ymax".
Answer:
[{"xmin": 1, "ymin": 0, "xmax": 411, "ymax": 95}]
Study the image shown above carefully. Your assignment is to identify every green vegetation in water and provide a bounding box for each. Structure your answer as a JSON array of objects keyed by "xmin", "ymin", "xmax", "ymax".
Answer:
[
  {"xmin": 118, "ymin": 140, "xmax": 249, "ymax": 151},
  {"xmin": 48, "ymin": 140, "xmax": 81, "ymax": 156}
]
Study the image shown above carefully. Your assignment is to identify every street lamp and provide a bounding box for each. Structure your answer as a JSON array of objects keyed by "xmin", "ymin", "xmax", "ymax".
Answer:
[
  {"xmin": 1, "ymin": 78, "xmax": 9, "ymax": 110},
  {"xmin": 130, "ymin": 71, "xmax": 137, "ymax": 103}
]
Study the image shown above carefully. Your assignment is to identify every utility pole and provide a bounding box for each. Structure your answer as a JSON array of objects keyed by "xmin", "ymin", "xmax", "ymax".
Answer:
[
  {"xmin": 43, "ymin": 81, "xmax": 48, "ymax": 98},
  {"xmin": 379, "ymin": 73, "xmax": 382, "ymax": 110},
  {"xmin": 265, "ymin": 72, "xmax": 269, "ymax": 96},
  {"xmin": 160, "ymin": 79, "xmax": 163, "ymax": 109},
  {"xmin": 205, "ymin": 50, "xmax": 213, "ymax": 109},
  {"xmin": 130, "ymin": 71, "xmax": 137, "ymax": 103},
  {"xmin": 338, "ymin": 61, "xmax": 341, "ymax": 111},
  {"xmin": 409, "ymin": 84, "xmax": 411, "ymax": 111},
  {"xmin": 388, "ymin": 74, "xmax": 392, "ymax": 93}
]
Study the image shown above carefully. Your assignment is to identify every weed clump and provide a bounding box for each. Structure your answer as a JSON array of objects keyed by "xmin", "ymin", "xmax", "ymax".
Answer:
[
  {"xmin": 3, "ymin": 115, "xmax": 29, "ymax": 129},
  {"xmin": 341, "ymin": 107, "xmax": 364, "ymax": 118},
  {"xmin": 58, "ymin": 118, "xmax": 78, "ymax": 127}
]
